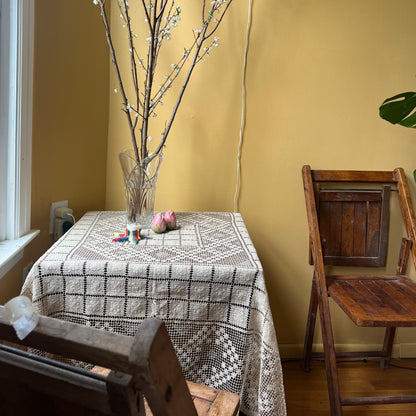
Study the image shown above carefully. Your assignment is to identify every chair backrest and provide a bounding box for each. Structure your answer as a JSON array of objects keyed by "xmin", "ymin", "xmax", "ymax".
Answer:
[
  {"xmin": 317, "ymin": 186, "xmax": 391, "ymax": 267},
  {"xmin": 0, "ymin": 305, "xmax": 197, "ymax": 416},
  {"xmin": 303, "ymin": 166, "xmax": 416, "ymax": 270}
]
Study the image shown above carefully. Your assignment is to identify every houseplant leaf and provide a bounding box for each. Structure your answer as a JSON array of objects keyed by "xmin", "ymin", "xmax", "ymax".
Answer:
[{"xmin": 379, "ymin": 92, "xmax": 416, "ymax": 128}]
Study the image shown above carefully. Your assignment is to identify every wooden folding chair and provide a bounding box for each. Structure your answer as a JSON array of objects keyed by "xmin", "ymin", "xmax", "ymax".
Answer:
[
  {"xmin": 0, "ymin": 305, "xmax": 240, "ymax": 416},
  {"xmin": 302, "ymin": 166, "xmax": 416, "ymax": 415}
]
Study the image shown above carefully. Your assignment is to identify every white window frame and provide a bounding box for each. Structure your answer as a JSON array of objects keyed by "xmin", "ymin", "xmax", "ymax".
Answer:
[{"xmin": 0, "ymin": 0, "xmax": 38, "ymax": 278}]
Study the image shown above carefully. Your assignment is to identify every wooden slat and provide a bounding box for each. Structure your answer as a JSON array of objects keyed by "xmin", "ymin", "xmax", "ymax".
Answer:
[
  {"xmin": 327, "ymin": 275, "xmax": 400, "ymax": 280},
  {"xmin": 397, "ymin": 238, "xmax": 412, "ymax": 275},
  {"xmin": 207, "ymin": 390, "xmax": 240, "ymax": 416},
  {"xmin": 324, "ymin": 256, "xmax": 387, "ymax": 267},
  {"xmin": 395, "ymin": 168, "xmax": 416, "ymax": 267},
  {"xmin": 302, "ymin": 165, "xmax": 343, "ymax": 414},
  {"xmin": 193, "ymin": 398, "xmax": 212, "ymax": 415},
  {"xmin": 360, "ymin": 280, "xmax": 410, "ymax": 316},
  {"xmin": 366, "ymin": 201, "xmax": 381, "ymax": 258},
  {"xmin": 341, "ymin": 203, "xmax": 354, "ymax": 257},
  {"xmin": 328, "ymin": 202, "xmax": 342, "ymax": 256},
  {"xmin": 311, "ymin": 169, "xmax": 396, "ymax": 183},
  {"xmin": 353, "ymin": 201, "xmax": 367, "ymax": 257},
  {"xmin": 338, "ymin": 280, "xmax": 384, "ymax": 319},
  {"xmin": 318, "ymin": 201, "xmax": 331, "ymax": 254},
  {"xmin": 0, "ymin": 307, "xmax": 133, "ymax": 374},
  {"xmin": 187, "ymin": 381, "xmax": 219, "ymax": 402},
  {"xmin": 328, "ymin": 278, "xmax": 416, "ymax": 327},
  {"xmin": 378, "ymin": 280, "xmax": 416, "ymax": 316},
  {"xmin": 378, "ymin": 185, "xmax": 391, "ymax": 266},
  {"xmin": 341, "ymin": 395, "xmax": 416, "ymax": 406},
  {"xmin": 0, "ymin": 347, "xmax": 111, "ymax": 415},
  {"xmin": 320, "ymin": 191, "xmax": 382, "ymax": 202}
]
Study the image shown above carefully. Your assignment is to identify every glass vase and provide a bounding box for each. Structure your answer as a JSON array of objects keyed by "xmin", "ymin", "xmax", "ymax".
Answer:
[{"xmin": 119, "ymin": 150, "xmax": 163, "ymax": 230}]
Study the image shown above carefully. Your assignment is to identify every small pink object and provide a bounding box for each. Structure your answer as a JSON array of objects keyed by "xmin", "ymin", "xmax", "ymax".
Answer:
[
  {"xmin": 164, "ymin": 210, "xmax": 176, "ymax": 230},
  {"xmin": 151, "ymin": 212, "xmax": 166, "ymax": 233}
]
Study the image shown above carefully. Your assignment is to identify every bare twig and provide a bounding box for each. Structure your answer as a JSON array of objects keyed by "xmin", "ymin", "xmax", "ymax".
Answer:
[
  {"xmin": 94, "ymin": 0, "xmax": 234, "ymax": 166},
  {"xmin": 97, "ymin": 0, "xmax": 140, "ymax": 163}
]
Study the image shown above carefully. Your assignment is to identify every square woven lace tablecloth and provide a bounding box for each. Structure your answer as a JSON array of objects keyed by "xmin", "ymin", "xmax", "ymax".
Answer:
[{"xmin": 22, "ymin": 211, "xmax": 287, "ymax": 416}]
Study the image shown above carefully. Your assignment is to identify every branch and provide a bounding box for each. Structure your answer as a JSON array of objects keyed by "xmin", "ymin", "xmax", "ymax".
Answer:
[
  {"xmin": 141, "ymin": 0, "xmax": 153, "ymax": 32},
  {"xmin": 122, "ymin": 1, "xmax": 143, "ymax": 130},
  {"xmin": 205, "ymin": 1, "xmax": 233, "ymax": 39},
  {"xmin": 147, "ymin": 24, "xmax": 209, "ymax": 163},
  {"xmin": 98, "ymin": 0, "xmax": 140, "ymax": 163}
]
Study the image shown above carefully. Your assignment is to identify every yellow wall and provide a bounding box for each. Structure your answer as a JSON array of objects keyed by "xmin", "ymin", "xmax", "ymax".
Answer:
[
  {"xmin": 105, "ymin": 0, "xmax": 416, "ymax": 355},
  {"xmin": 0, "ymin": 1, "xmax": 109, "ymax": 304}
]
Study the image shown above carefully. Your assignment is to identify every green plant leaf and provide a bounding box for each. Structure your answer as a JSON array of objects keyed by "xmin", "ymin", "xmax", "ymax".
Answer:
[
  {"xmin": 379, "ymin": 92, "xmax": 416, "ymax": 128},
  {"xmin": 413, "ymin": 169, "xmax": 416, "ymax": 184}
]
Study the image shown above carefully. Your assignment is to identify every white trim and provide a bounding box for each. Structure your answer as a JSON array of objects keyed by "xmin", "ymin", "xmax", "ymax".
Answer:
[
  {"xmin": 0, "ymin": 0, "xmax": 11, "ymax": 241},
  {"xmin": 0, "ymin": 230, "xmax": 39, "ymax": 278},
  {"xmin": 0, "ymin": 0, "xmax": 37, "ymax": 277},
  {"xmin": 5, "ymin": 0, "xmax": 35, "ymax": 239},
  {"xmin": 17, "ymin": 0, "xmax": 35, "ymax": 236}
]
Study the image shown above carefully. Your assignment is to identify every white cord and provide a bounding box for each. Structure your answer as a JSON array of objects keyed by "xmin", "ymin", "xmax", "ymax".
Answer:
[
  {"xmin": 233, "ymin": 0, "xmax": 253, "ymax": 213},
  {"xmin": 67, "ymin": 213, "xmax": 76, "ymax": 225}
]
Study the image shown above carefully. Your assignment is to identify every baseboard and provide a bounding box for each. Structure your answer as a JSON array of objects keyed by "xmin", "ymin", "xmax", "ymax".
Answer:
[
  {"xmin": 400, "ymin": 343, "xmax": 416, "ymax": 358},
  {"xmin": 278, "ymin": 343, "xmax": 416, "ymax": 359}
]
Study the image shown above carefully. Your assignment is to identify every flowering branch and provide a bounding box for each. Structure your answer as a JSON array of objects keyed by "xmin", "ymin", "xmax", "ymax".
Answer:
[{"xmin": 93, "ymin": 0, "xmax": 234, "ymax": 166}]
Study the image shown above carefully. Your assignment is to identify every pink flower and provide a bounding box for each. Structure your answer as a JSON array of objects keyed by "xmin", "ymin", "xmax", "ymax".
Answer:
[
  {"xmin": 151, "ymin": 212, "xmax": 166, "ymax": 234},
  {"xmin": 164, "ymin": 210, "xmax": 176, "ymax": 230}
]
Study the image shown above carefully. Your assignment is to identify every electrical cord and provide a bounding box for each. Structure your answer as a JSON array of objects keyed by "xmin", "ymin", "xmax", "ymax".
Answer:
[
  {"xmin": 67, "ymin": 213, "xmax": 76, "ymax": 225},
  {"xmin": 233, "ymin": 0, "xmax": 253, "ymax": 213}
]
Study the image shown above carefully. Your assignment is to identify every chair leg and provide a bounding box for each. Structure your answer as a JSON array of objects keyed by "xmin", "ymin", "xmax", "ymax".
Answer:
[
  {"xmin": 302, "ymin": 279, "xmax": 319, "ymax": 372},
  {"xmin": 319, "ymin": 294, "xmax": 343, "ymax": 415},
  {"xmin": 380, "ymin": 327, "xmax": 396, "ymax": 370}
]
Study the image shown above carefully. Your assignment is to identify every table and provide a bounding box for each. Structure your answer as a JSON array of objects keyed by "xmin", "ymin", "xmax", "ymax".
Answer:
[{"xmin": 22, "ymin": 211, "xmax": 287, "ymax": 416}]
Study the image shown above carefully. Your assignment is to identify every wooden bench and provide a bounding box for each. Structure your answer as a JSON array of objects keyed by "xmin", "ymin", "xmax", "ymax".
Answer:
[{"xmin": 0, "ymin": 305, "xmax": 240, "ymax": 415}]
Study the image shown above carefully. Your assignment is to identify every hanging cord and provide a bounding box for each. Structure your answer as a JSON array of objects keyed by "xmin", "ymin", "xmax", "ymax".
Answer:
[{"xmin": 233, "ymin": 0, "xmax": 253, "ymax": 213}]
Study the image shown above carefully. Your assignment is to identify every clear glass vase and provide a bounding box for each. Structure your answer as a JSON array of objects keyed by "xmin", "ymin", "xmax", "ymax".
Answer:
[{"xmin": 119, "ymin": 150, "xmax": 163, "ymax": 230}]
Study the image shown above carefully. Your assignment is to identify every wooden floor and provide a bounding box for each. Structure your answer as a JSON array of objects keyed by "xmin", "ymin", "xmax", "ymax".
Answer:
[{"xmin": 282, "ymin": 359, "xmax": 416, "ymax": 415}]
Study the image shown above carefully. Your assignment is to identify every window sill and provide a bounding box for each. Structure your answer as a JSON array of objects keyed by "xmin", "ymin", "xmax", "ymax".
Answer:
[{"xmin": 0, "ymin": 230, "xmax": 40, "ymax": 279}]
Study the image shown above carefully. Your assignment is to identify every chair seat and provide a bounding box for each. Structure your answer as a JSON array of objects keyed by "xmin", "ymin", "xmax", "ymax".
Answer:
[
  {"xmin": 92, "ymin": 367, "xmax": 240, "ymax": 416},
  {"xmin": 327, "ymin": 276, "xmax": 416, "ymax": 327},
  {"xmin": 180, "ymin": 381, "xmax": 240, "ymax": 416}
]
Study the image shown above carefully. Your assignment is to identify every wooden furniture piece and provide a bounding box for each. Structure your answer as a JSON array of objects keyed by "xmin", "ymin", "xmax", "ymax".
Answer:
[
  {"xmin": 302, "ymin": 166, "xmax": 416, "ymax": 415},
  {"xmin": 21, "ymin": 211, "xmax": 286, "ymax": 416},
  {"xmin": 0, "ymin": 305, "xmax": 240, "ymax": 416}
]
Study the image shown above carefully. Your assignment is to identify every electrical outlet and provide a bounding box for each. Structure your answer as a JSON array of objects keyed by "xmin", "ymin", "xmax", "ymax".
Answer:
[{"xmin": 49, "ymin": 200, "xmax": 68, "ymax": 234}]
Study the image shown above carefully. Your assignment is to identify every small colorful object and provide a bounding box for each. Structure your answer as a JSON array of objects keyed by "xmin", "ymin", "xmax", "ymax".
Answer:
[
  {"xmin": 151, "ymin": 212, "xmax": 166, "ymax": 234},
  {"xmin": 164, "ymin": 210, "xmax": 177, "ymax": 230},
  {"xmin": 112, "ymin": 228, "xmax": 151, "ymax": 244}
]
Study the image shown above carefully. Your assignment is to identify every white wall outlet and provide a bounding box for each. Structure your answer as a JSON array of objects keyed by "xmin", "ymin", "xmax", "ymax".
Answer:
[{"xmin": 49, "ymin": 200, "xmax": 68, "ymax": 234}]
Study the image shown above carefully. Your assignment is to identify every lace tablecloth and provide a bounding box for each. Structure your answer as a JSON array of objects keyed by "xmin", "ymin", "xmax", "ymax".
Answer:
[{"xmin": 22, "ymin": 211, "xmax": 286, "ymax": 416}]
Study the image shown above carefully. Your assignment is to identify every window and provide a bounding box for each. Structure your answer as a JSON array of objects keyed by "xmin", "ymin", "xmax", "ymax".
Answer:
[{"xmin": 0, "ymin": 0, "xmax": 38, "ymax": 278}]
